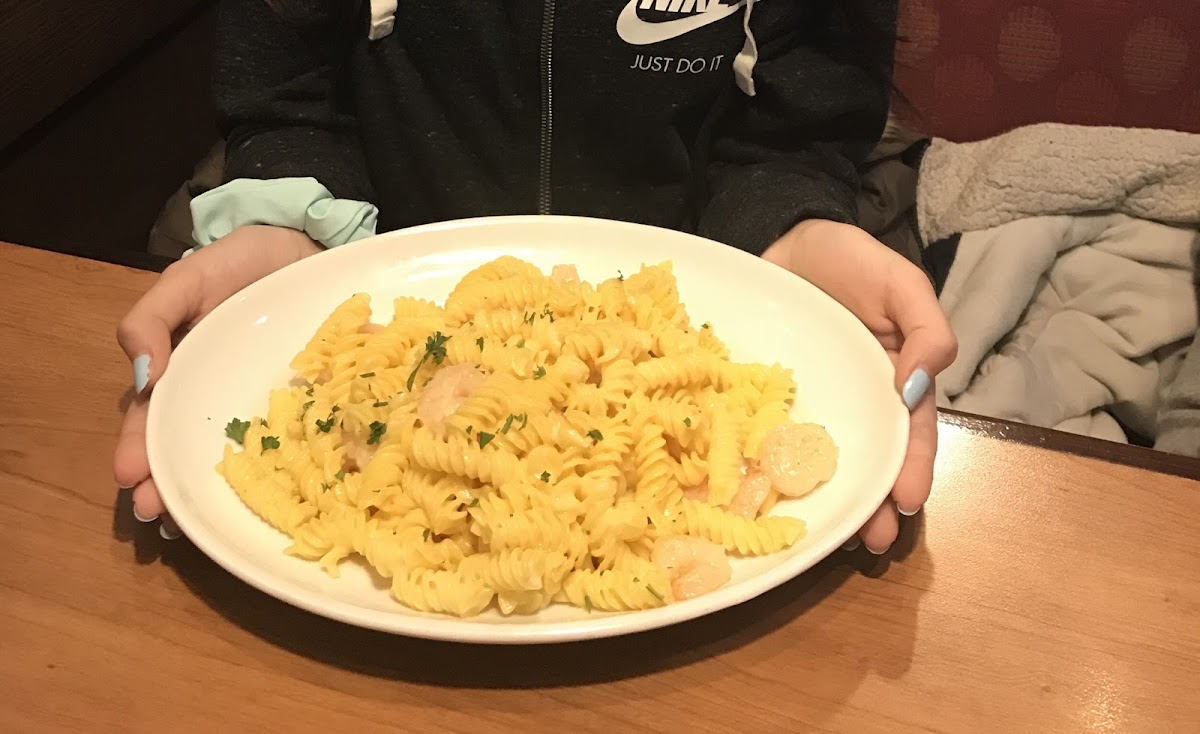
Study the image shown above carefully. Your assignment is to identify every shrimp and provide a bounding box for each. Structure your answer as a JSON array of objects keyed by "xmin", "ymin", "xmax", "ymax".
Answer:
[
  {"xmin": 726, "ymin": 469, "xmax": 772, "ymax": 519},
  {"xmin": 551, "ymin": 264, "xmax": 580, "ymax": 284},
  {"xmin": 342, "ymin": 438, "xmax": 377, "ymax": 474},
  {"xmin": 760, "ymin": 422, "xmax": 838, "ymax": 498},
  {"xmin": 417, "ymin": 363, "xmax": 488, "ymax": 436},
  {"xmin": 652, "ymin": 536, "xmax": 732, "ymax": 601}
]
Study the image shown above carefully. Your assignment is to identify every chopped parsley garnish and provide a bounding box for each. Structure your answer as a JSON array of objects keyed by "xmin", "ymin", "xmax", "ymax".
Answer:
[
  {"xmin": 477, "ymin": 432, "xmax": 495, "ymax": 449},
  {"xmin": 523, "ymin": 311, "xmax": 536, "ymax": 325},
  {"xmin": 476, "ymin": 337, "xmax": 485, "ymax": 351},
  {"xmin": 422, "ymin": 528, "xmax": 431, "ymax": 542},
  {"xmin": 533, "ymin": 365, "xmax": 546, "ymax": 379},
  {"xmin": 516, "ymin": 339, "xmax": 526, "ymax": 348},
  {"xmin": 499, "ymin": 415, "xmax": 515, "ymax": 434},
  {"xmin": 517, "ymin": 413, "xmax": 528, "ymax": 429},
  {"xmin": 316, "ymin": 416, "xmax": 335, "ymax": 433},
  {"xmin": 542, "ymin": 307, "xmax": 555, "ymax": 322},
  {"xmin": 617, "ymin": 270, "xmax": 625, "ymax": 281},
  {"xmin": 646, "ymin": 585, "xmax": 665, "ymax": 603},
  {"xmin": 367, "ymin": 421, "xmax": 387, "ymax": 445},
  {"xmin": 468, "ymin": 498, "xmax": 480, "ymax": 507},
  {"xmin": 334, "ymin": 469, "xmax": 346, "ymax": 481},
  {"xmin": 538, "ymin": 471, "xmax": 551, "ymax": 482},
  {"xmin": 302, "ymin": 400, "xmax": 315, "ymax": 411},
  {"xmin": 584, "ymin": 595, "xmax": 594, "ymax": 613},
  {"xmin": 587, "ymin": 429, "xmax": 604, "ymax": 442},
  {"xmin": 466, "ymin": 425, "xmax": 474, "ymax": 435},
  {"xmin": 683, "ymin": 416, "xmax": 692, "ymax": 428},
  {"xmin": 701, "ymin": 322, "xmax": 711, "ymax": 330},
  {"xmin": 331, "ymin": 405, "xmax": 340, "ymax": 413},
  {"xmin": 429, "ymin": 335, "xmax": 450, "ymax": 364},
  {"xmin": 359, "ymin": 371, "xmax": 375, "ymax": 378},
  {"xmin": 320, "ymin": 483, "xmax": 331, "ymax": 492},
  {"xmin": 305, "ymin": 386, "xmax": 314, "ymax": 397},
  {"xmin": 372, "ymin": 401, "xmax": 388, "ymax": 408},
  {"xmin": 225, "ymin": 418, "xmax": 251, "ymax": 445},
  {"xmin": 407, "ymin": 332, "xmax": 450, "ymax": 390},
  {"xmin": 260, "ymin": 436, "xmax": 280, "ymax": 453}
]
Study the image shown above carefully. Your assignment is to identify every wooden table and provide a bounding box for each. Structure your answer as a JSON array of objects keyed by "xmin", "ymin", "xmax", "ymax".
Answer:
[{"xmin": 3, "ymin": 242, "xmax": 1199, "ymax": 733}]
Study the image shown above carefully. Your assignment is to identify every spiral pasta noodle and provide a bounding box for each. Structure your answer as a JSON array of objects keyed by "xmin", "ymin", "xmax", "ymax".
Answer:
[
  {"xmin": 672, "ymin": 499, "xmax": 806, "ymax": 555},
  {"xmin": 216, "ymin": 256, "xmax": 838, "ymax": 617}
]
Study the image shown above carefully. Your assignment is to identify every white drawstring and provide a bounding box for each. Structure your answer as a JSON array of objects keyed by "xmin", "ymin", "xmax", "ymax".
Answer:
[
  {"xmin": 732, "ymin": 0, "xmax": 759, "ymax": 96},
  {"xmin": 368, "ymin": 0, "xmax": 398, "ymax": 41}
]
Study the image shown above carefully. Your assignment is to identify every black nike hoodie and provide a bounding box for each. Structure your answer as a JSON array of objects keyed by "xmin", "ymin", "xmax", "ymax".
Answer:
[{"xmin": 213, "ymin": 0, "xmax": 897, "ymax": 255}]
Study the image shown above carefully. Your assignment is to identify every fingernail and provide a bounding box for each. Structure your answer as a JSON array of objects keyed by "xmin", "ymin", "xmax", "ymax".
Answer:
[
  {"xmin": 898, "ymin": 504, "xmax": 923, "ymax": 517},
  {"xmin": 866, "ymin": 543, "xmax": 891, "ymax": 556},
  {"xmin": 133, "ymin": 354, "xmax": 151, "ymax": 394},
  {"xmin": 842, "ymin": 538, "xmax": 860, "ymax": 551},
  {"xmin": 901, "ymin": 368, "xmax": 930, "ymax": 411},
  {"xmin": 159, "ymin": 525, "xmax": 182, "ymax": 541},
  {"xmin": 133, "ymin": 506, "xmax": 159, "ymax": 523}
]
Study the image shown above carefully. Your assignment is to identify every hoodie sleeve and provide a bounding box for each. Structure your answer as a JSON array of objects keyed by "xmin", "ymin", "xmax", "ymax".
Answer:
[
  {"xmin": 212, "ymin": 0, "xmax": 375, "ymax": 204},
  {"xmin": 695, "ymin": 0, "xmax": 896, "ymax": 255}
]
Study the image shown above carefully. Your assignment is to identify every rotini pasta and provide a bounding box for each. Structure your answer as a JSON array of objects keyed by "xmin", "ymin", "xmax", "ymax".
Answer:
[{"xmin": 216, "ymin": 257, "xmax": 839, "ymax": 617}]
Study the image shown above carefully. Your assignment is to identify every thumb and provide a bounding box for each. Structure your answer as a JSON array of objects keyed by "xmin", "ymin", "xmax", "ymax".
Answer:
[
  {"xmin": 116, "ymin": 264, "xmax": 203, "ymax": 395},
  {"xmin": 888, "ymin": 270, "xmax": 957, "ymax": 411}
]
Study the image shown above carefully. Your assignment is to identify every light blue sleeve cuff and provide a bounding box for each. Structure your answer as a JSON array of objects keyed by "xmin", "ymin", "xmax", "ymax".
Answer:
[{"xmin": 188, "ymin": 177, "xmax": 378, "ymax": 251}]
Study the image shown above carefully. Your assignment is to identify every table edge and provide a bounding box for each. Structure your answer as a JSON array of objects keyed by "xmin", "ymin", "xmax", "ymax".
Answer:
[
  {"xmin": 0, "ymin": 240, "xmax": 173, "ymax": 272},
  {"xmin": 940, "ymin": 409, "xmax": 1200, "ymax": 481}
]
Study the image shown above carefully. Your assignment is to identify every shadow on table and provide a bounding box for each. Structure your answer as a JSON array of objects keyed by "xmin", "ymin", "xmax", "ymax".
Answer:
[
  {"xmin": 151, "ymin": 530, "xmax": 922, "ymax": 694},
  {"xmin": 112, "ymin": 485, "xmax": 926, "ymax": 698},
  {"xmin": 113, "ymin": 487, "xmax": 172, "ymax": 565}
]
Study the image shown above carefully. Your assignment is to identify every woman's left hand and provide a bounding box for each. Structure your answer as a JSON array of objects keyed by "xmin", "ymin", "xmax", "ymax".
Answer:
[{"xmin": 762, "ymin": 219, "xmax": 958, "ymax": 555}]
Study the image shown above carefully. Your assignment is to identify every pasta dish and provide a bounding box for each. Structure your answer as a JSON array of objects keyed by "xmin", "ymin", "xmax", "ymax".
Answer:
[{"xmin": 216, "ymin": 257, "xmax": 837, "ymax": 617}]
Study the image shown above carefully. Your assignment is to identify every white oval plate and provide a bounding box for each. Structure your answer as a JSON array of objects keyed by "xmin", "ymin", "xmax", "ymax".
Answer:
[{"xmin": 147, "ymin": 215, "xmax": 908, "ymax": 644}]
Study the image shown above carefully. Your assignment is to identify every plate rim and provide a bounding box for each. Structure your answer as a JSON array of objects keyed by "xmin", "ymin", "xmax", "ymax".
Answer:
[{"xmin": 146, "ymin": 214, "xmax": 909, "ymax": 644}]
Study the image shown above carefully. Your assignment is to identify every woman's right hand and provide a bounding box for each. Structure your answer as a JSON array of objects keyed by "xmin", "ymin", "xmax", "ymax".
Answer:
[{"xmin": 115, "ymin": 225, "xmax": 322, "ymax": 536}]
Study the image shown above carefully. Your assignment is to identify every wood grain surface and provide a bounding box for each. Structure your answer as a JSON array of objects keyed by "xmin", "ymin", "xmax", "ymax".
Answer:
[{"xmin": 2, "ymin": 242, "xmax": 1198, "ymax": 733}]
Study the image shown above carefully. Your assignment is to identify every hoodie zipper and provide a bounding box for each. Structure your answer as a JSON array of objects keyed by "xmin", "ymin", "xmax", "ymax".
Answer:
[{"xmin": 537, "ymin": 0, "xmax": 556, "ymax": 214}]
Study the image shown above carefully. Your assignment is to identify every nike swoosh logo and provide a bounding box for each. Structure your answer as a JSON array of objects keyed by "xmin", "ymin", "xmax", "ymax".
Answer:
[{"xmin": 616, "ymin": 0, "xmax": 746, "ymax": 46}]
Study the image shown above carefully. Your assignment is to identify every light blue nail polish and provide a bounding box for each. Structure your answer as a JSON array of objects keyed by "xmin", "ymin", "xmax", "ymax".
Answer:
[
  {"xmin": 901, "ymin": 368, "xmax": 930, "ymax": 411},
  {"xmin": 133, "ymin": 354, "xmax": 151, "ymax": 394}
]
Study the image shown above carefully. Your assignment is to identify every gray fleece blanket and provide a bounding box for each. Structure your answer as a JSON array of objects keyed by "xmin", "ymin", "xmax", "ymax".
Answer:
[{"xmin": 916, "ymin": 123, "xmax": 1200, "ymax": 453}]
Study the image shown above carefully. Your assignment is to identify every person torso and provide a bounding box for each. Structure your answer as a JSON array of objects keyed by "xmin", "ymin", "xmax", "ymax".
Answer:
[{"xmin": 348, "ymin": 0, "xmax": 758, "ymax": 233}]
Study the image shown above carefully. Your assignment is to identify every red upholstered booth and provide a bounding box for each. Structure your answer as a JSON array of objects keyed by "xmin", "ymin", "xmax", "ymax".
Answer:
[{"xmin": 893, "ymin": 0, "xmax": 1200, "ymax": 141}]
